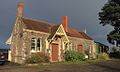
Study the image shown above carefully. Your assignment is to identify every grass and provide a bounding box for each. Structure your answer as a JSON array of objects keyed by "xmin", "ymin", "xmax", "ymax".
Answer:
[
  {"xmin": 36, "ymin": 59, "xmax": 105, "ymax": 67},
  {"xmin": 17, "ymin": 58, "xmax": 120, "ymax": 68},
  {"xmin": 109, "ymin": 58, "xmax": 120, "ymax": 61},
  {"xmin": 7, "ymin": 62, "xmax": 22, "ymax": 66},
  {"xmin": 8, "ymin": 59, "xmax": 117, "ymax": 68},
  {"xmin": 62, "ymin": 60, "xmax": 104, "ymax": 65},
  {"xmin": 55, "ymin": 61, "xmax": 90, "ymax": 65}
]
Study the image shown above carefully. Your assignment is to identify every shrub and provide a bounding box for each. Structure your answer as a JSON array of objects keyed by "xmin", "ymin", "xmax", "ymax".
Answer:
[
  {"xmin": 109, "ymin": 51, "xmax": 120, "ymax": 59},
  {"xmin": 64, "ymin": 50, "xmax": 85, "ymax": 61},
  {"xmin": 26, "ymin": 52, "xmax": 49, "ymax": 64},
  {"xmin": 97, "ymin": 53, "xmax": 109, "ymax": 60}
]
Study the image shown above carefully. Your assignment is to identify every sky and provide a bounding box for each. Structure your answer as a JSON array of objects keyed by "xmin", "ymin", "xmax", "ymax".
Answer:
[{"xmin": 0, "ymin": 0, "xmax": 113, "ymax": 48}]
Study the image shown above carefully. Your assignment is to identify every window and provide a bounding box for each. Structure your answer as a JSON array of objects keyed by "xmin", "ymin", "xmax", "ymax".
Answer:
[
  {"xmin": 31, "ymin": 38, "xmax": 36, "ymax": 50},
  {"xmin": 37, "ymin": 38, "xmax": 40, "ymax": 51},
  {"xmin": 31, "ymin": 38, "xmax": 41, "ymax": 52}
]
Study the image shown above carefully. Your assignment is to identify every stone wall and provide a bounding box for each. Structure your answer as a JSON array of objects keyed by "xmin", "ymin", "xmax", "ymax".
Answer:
[
  {"xmin": 10, "ymin": 18, "xmax": 25, "ymax": 64},
  {"xmin": 68, "ymin": 36, "xmax": 96, "ymax": 59},
  {"xmin": 22, "ymin": 30, "xmax": 50, "ymax": 62},
  {"xmin": 10, "ymin": 18, "xmax": 96, "ymax": 63}
]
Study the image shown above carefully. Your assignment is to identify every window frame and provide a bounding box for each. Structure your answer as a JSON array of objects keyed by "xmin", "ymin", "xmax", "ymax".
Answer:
[
  {"xmin": 31, "ymin": 38, "xmax": 42, "ymax": 53},
  {"xmin": 36, "ymin": 38, "xmax": 41, "ymax": 51},
  {"xmin": 31, "ymin": 38, "xmax": 36, "ymax": 51}
]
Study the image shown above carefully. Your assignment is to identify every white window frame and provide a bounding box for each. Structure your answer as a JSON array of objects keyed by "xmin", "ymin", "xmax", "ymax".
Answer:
[
  {"xmin": 31, "ymin": 38, "xmax": 36, "ymax": 52},
  {"xmin": 31, "ymin": 38, "xmax": 42, "ymax": 53},
  {"xmin": 36, "ymin": 38, "xmax": 42, "ymax": 52}
]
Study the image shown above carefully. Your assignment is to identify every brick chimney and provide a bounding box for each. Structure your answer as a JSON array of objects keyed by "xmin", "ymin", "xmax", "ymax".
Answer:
[
  {"xmin": 62, "ymin": 16, "xmax": 68, "ymax": 32},
  {"xmin": 17, "ymin": 0, "xmax": 24, "ymax": 17}
]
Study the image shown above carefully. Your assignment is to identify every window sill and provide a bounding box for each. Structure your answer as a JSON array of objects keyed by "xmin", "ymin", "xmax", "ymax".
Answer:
[{"xmin": 31, "ymin": 50, "xmax": 40, "ymax": 53}]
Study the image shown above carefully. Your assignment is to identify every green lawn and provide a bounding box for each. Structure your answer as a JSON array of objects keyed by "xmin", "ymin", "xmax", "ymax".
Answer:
[
  {"xmin": 10, "ymin": 59, "xmax": 120, "ymax": 68},
  {"xmin": 36, "ymin": 59, "xmax": 107, "ymax": 68}
]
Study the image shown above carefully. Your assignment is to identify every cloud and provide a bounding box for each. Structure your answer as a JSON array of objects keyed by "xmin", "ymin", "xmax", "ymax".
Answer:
[{"xmin": 0, "ymin": 0, "xmax": 111, "ymax": 47}]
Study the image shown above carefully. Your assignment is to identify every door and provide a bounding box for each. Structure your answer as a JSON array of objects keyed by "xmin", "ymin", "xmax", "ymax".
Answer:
[{"xmin": 51, "ymin": 43, "xmax": 59, "ymax": 61}]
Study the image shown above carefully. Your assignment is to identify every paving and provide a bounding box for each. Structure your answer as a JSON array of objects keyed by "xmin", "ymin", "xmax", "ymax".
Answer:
[{"xmin": 0, "ymin": 61, "xmax": 120, "ymax": 72}]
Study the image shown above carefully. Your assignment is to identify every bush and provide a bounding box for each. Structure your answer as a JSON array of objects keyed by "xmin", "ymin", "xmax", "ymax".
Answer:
[
  {"xmin": 97, "ymin": 53, "xmax": 109, "ymax": 60},
  {"xmin": 109, "ymin": 51, "xmax": 120, "ymax": 59},
  {"xmin": 64, "ymin": 50, "xmax": 85, "ymax": 61},
  {"xmin": 26, "ymin": 52, "xmax": 49, "ymax": 64}
]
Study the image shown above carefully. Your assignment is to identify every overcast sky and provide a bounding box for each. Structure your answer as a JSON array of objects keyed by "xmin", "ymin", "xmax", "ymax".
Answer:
[{"xmin": 0, "ymin": 0, "xmax": 113, "ymax": 48}]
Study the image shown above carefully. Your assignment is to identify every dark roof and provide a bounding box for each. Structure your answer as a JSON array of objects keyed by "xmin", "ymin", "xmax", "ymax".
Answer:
[
  {"xmin": 22, "ymin": 17, "xmax": 93, "ymax": 40},
  {"xmin": 95, "ymin": 42, "xmax": 109, "ymax": 48}
]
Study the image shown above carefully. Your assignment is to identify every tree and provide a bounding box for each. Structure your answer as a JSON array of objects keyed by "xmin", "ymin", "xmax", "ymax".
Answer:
[
  {"xmin": 99, "ymin": 0, "xmax": 120, "ymax": 46},
  {"xmin": 107, "ymin": 29, "xmax": 120, "ymax": 46},
  {"xmin": 99, "ymin": 0, "xmax": 120, "ymax": 26}
]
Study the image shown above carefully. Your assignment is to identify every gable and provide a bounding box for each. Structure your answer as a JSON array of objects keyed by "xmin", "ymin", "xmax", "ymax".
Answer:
[
  {"xmin": 57, "ymin": 24, "xmax": 69, "ymax": 42},
  {"xmin": 48, "ymin": 24, "xmax": 69, "ymax": 42}
]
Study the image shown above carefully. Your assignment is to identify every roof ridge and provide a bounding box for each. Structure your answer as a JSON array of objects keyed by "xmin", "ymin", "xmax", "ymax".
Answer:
[{"xmin": 22, "ymin": 16, "xmax": 55, "ymax": 26}]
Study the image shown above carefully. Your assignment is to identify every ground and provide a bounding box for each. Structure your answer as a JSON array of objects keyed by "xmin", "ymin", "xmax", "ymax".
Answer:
[{"xmin": 0, "ymin": 60, "xmax": 120, "ymax": 72}]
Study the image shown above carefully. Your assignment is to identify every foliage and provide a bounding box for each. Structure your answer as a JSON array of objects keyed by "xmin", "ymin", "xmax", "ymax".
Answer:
[
  {"xmin": 109, "ymin": 51, "xmax": 120, "ymax": 59},
  {"xmin": 64, "ymin": 50, "xmax": 85, "ymax": 61},
  {"xmin": 8, "ymin": 62, "xmax": 22, "ymax": 66},
  {"xmin": 111, "ymin": 46, "xmax": 117, "ymax": 52},
  {"xmin": 107, "ymin": 29, "xmax": 120, "ymax": 46},
  {"xmin": 98, "ymin": 0, "xmax": 120, "ymax": 45},
  {"xmin": 99, "ymin": 0, "xmax": 120, "ymax": 26},
  {"xmin": 26, "ymin": 52, "xmax": 49, "ymax": 64},
  {"xmin": 97, "ymin": 53, "xmax": 109, "ymax": 60}
]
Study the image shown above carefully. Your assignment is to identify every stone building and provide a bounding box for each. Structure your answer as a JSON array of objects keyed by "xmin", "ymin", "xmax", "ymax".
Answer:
[{"xmin": 6, "ymin": 1, "xmax": 96, "ymax": 64}]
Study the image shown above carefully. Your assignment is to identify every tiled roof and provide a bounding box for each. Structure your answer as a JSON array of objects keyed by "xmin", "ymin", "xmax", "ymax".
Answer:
[
  {"xmin": 79, "ymin": 32, "xmax": 93, "ymax": 40},
  {"xmin": 22, "ymin": 17, "xmax": 52, "ymax": 33},
  {"xmin": 22, "ymin": 17, "xmax": 93, "ymax": 40},
  {"xmin": 67, "ymin": 28, "xmax": 84, "ymax": 39},
  {"xmin": 67, "ymin": 28, "xmax": 93, "ymax": 40}
]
